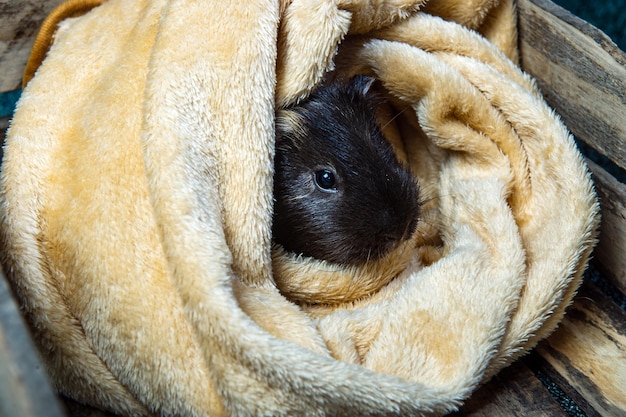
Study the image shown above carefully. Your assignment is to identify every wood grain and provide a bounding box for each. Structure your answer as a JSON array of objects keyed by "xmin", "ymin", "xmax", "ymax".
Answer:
[
  {"xmin": 451, "ymin": 360, "xmax": 567, "ymax": 416},
  {"xmin": 528, "ymin": 354, "xmax": 604, "ymax": 417},
  {"xmin": 517, "ymin": 0, "xmax": 626, "ymax": 171},
  {"xmin": 0, "ymin": 0, "xmax": 65, "ymax": 92},
  {"xmin": 587, "ymin": 159, "xmax": 626, "ymax": 295},
  {"xmin": 536, "ymin": 282, "xmax": 626, "ymax": 417}
]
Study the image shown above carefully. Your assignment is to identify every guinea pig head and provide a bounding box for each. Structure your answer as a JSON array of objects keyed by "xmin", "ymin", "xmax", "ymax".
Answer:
[{"xmin": 272, "ymin": 76, "xmax": 421, "ymax": 266}]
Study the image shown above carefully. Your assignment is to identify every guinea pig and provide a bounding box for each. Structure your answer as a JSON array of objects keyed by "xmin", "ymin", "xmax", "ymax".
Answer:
[{"xmin": 272, "ymin": 75, "xmax": 421, "ymax": 266}]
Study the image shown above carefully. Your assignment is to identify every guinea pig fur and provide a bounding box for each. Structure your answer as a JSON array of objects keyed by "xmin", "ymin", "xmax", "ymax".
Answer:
[{"xmin": 272, "ymin": 75, "xmax": 421, "ymax": 266}]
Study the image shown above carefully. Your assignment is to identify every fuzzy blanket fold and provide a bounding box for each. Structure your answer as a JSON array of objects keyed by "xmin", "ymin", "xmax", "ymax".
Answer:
[{"xmin": 1, "ymin": 0, "xmax": 599, "ymax": 416}]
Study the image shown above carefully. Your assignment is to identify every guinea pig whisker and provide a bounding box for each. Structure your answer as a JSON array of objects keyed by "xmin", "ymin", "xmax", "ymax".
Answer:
[
  {"xmin": 417, "ymin": 192, "xmax": 460, "ymax": 208},
  {"xmin": 361, "ymin": 247, "xmax": 371, "ymax": 264},
  {"xmin": 286, "ymin": 194, "xmax": 310, "ymax": 202},
  {"xmin": 379, "ymin": 105, "xmax": 412, "ymax": 132}
]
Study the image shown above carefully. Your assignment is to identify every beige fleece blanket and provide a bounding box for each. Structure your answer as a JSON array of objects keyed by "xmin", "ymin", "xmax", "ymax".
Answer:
[{"xmin": 0, "ymin": 0, "xmax": 599, "ymax": 416}]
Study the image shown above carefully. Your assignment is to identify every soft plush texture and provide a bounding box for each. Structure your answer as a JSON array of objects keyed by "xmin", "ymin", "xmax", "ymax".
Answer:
[{"xmin": 0, "ymin": 0, "xmax": 599, "ymax": 416}]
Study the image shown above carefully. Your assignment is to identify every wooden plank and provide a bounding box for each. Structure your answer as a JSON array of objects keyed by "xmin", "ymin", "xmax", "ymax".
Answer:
[
  {"xmin": 527, "ymin": 354, "xmax": 604, "ymax": 417},
  {"xmin": 517, "ymin": 0, "xmax": 626, "ymax": 171},
  {"xmin": 0, "ymin": 0, "xmax": 65, "ymax": 92},
  {"xmin": 62, "ymin": 397, "xmax": 116, "ymax": 417},
  {"xmin": 450, "ymin": 360, "xmax": 567, "ymax": 416},
  {"xmin": 0, "ymin": 267, "xmax": 67, "ymax": 417},
  {"xmin": 587, "ymin": 159, "xmax": 626, "ymax": 295},
  {"xmin": 536, "ymin": 282, "xmax": 626, "ymax": 417}
]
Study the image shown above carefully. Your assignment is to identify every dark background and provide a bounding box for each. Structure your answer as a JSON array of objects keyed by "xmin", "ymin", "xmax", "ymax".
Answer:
[{"xmin": 553, "ymin": 0, "xmax": 626, "ymax": 50}]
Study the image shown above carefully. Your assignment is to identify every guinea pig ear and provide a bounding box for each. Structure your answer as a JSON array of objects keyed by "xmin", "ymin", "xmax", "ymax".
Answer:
[
  {"xmin": 275, "ymin": 109, "xmax": 305, "ymax": 142},
  {"xmin": 351, "ymin": 74, "xmax": 377, "ymax": 96}
]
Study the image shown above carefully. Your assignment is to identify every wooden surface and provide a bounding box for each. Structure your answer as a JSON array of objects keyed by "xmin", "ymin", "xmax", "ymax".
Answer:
[
  {"xmin": 537, "ymin": 282, "xmax": 626, "ymax": 416},
  {"xmin": 517, "ymin": 0, "xmax": 626, "ymax": 171},
  {"xmin": 454, "ymin": 279, "xmax": 626, "ymax": 417},
  {"xmin": 453, "ymin": 360, "xmax": 568, "ymax": 416},
  {"xmin": 588, "ymin": 159, "xmax": 626, "ymax": 294},
  {"xmin": 0, "ymin": 0, "xmax": 65, "ymax": 92},
  {"xmin": 518, "ymin": 0, "xmax": 626, "ymax": 295}
]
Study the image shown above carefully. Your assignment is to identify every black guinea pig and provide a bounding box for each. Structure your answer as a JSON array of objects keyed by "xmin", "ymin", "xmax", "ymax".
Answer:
[{"xmin": 272, "ymin": 75, "xmax": 421, "ymax": 266}]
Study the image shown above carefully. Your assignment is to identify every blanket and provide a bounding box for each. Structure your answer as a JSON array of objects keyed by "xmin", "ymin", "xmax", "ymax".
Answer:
[{"xmin": 1, "ymin": 0, "xmax": 599, "ymax": 415}]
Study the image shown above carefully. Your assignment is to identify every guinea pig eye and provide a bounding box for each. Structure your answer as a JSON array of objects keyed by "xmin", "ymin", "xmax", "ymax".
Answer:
[{"xmin": 314, "ymin": 169, "xmax": 337, "ymax": 191}]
